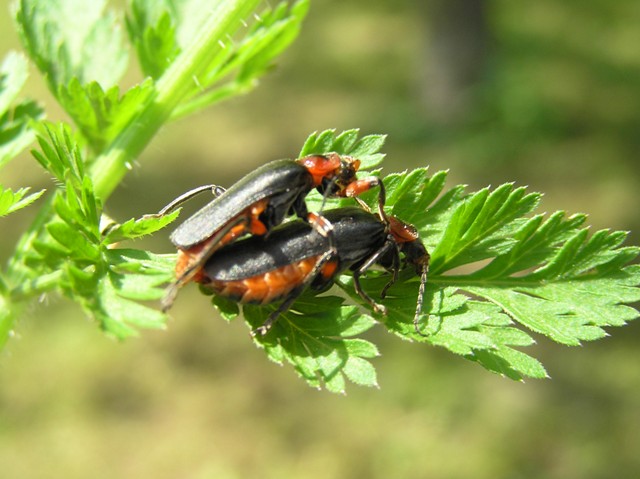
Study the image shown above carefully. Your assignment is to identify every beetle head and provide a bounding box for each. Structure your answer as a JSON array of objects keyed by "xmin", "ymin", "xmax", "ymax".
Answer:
[{"xmin": 315, "ymin": 154, "xmax": 360, "ymax": 196}]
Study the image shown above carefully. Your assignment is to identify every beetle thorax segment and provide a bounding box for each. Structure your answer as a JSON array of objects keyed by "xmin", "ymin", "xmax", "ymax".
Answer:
[
  {"xmin": 388, "ymin": 216, "xmax": 419, "ymax": 243},
  {"xmin": 296, "ymin": 153, "xmax": 361, "ymax": 194},
  {"xmin": 387, "ymin": 216, "xmax": 430, "ymax": 275},
  {"xmin": 297, "ymin": 153, "xmax": 343, "ymax": 186}
]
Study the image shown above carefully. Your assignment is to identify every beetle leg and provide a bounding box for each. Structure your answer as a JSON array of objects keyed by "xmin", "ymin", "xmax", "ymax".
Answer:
[
  {"xmin": 252, "ymin": 219, "xmax": 337, "ymax": 336},
  {"xmin": 252, "ymin": 250, "xmax": 337, "ymax": 336},
  {"xmin": 343, "ymin": 177, "xmax": 388, "ymax": 226},
  {"xmin": 100, "ymin": 185, "xmax": 227, "ymax": 238},
  {"xmin": 380, "ymin": 239, "xmax": 401, "ymax": 299},
  {"xmin": 251, "ymin": 286, "xmax": 304, "ymax": 336},
  {"xmin": 352, "ymin": 238, "xmax": 398, "ymax": 315},
  {"xmin": 307, "ymin": 212, "xmax": 336, "ymax": 255},
  {"xmin": 156, "ymin": 184, "xmax": 226, "ymax": 217},
  {"xmin": 354, "ymin": 197, "xmax": 371, "ymax": 213},
  {"xmin": 287, "ymin": 193, "xmax": 310, "ymax": 225},
  {"xmin": 318, "ymin": 176, "xmax": 340, "ymax": 212},
  {"xmin": 373, "ymin": 178, "xmax": 387, "ymax": 225}
]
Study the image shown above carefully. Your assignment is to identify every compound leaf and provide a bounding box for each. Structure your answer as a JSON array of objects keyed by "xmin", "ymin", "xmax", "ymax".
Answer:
[{"xmin": 202, "ymin": 130, "xmax": 640, "ymax": 389}]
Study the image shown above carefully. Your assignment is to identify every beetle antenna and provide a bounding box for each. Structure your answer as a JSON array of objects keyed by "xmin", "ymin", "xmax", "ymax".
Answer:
[{"xmin": 413, "ymin": 264, "xmax": 429, "ymax": 337}]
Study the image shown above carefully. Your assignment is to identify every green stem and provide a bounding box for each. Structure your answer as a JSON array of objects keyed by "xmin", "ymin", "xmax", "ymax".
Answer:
[
  {"xmin": 171, "ymin": 80, "xmax": 255, "ymax": 122},
  {"xmin": 90, "ymin": 0, "xmax": 261, "ymax": 199},
  {"xmin": 1, "ymin": 0, "xmax": 262, "ymax": 347}
]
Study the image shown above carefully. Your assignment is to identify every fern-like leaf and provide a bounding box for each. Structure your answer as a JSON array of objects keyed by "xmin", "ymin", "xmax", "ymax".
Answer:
[
  {"xmin": 23, "ymin": 124, "xmax": 174, "ymax": 337},
  {"xmin": 207, "ymin": 130, "xmax": 640, "ymax": 390}
]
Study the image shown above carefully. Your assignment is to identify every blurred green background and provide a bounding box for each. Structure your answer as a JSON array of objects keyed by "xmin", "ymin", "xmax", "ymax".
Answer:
[{"xmin": 1, "ymin": 0, "xmax": 640, "ymax": 478}]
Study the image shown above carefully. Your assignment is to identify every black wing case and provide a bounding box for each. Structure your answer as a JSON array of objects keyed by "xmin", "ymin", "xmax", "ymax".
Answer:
[{"xmin": 170, "ymin": 160, "xmax": 313, "ymax": 248}]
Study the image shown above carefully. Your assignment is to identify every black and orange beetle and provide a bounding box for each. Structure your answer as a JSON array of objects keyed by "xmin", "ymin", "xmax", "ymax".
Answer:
[
  {"xmin": 160, "ymin": 154, "xmax": 384, "ymax": 310},
  {"xmin": 199, "ymin": 206, "xmax": 430, "ymax": 336}
]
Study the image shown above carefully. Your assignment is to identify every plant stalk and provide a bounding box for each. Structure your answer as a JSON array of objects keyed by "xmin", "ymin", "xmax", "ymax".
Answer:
[{"xmin": 1, "ymin": 0, "xmax": 262, "ymax": 348}]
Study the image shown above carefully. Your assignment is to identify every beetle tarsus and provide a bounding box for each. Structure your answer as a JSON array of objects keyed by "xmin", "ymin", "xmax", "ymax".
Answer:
[
  {"xmin": 251, "ymin": 285, "xmax": 307, "ymax": 336},
  {"xmin": 161, "ymin": 284, "xmax": 179, "ymax": 312},
  {"xmin": 373, "ymin": 303, "xmax": 388, "ymax": 315}
]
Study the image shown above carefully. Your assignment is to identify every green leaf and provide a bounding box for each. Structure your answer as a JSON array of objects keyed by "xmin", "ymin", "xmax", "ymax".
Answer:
[
  {"xmin": 102, "ymin": 209, "xmax": 180, "ymax": 245},
  {"xmin": 0, "ymin": 51, "xmax": 28, "ymax": 115},
  {"xmin": 467, "ymin": 269, "xmax": 640, "ymax": 346},
  {"xmin": 214, "ymin": 293, "xmax": 379, "ymax": 392},
  {"xmin": 216, "ymin": 151, "xmax": 639, "ymax": 387},
  {"xmin": 369, "ymin": 170, "xmax": 639, "ymax": 375},
  {"xmin": 104, "ymin": 249, "xmax": 175, "ymax": 301},
  {"xmin": 64, "ymin": 248, "xmax": 173, "ymax": 338},
  {"xmin": 126, "ymin": 0, "xmax": 180, "ymax": 79},
  {"xmin": 91, "ymin": 272, "xmax": 167, "ymax": 338},
  {"xmin": 230, "ymin": 0, "xmax": 310, "ymax": 84},
  {"xmin": 342, "ymin": 341, "xmax": 380, "ymax": 387},
  {"xmin": 2, "ymin": 0, "xmax": 313, "ymax": 357},
  {"xmin": 172, "ymin": 0, "xmax": 309, "ymax": 119},
  {"xmin": 349, "ymin": 134, "xmax": 388, "ymax": 169},
  {"xmin": 430, "ymin": 183, "xmax": 541, "ymax": 273},
  {"xmin": 32, "ymin": 122, "xmax": 86, "ymax": 183},
  {"xmin": 0, "ymin": 52, "xmax": 43, "ymax": 170},
  {"xmin": 384, "ymin": 168, "xmax": 450, "ymax": 229},
  {"xmin": 57, "ymin": 79, "xmax": 155, "ymax": 152},
  {"xmin": 46, "ymin": 220, "xmax": 100, "ymax": 261},
  {"xmin": 210, "ymin": 294, "xmax": 241, "ymax": 320},
  {"xmin": 11, "ymin": 123, "xmax": 173, "ymax": 339},
  {"xmin": 0, "ymin": 99, "xmax": 42, "ymax": 171},
  {"xmin": 0, "ymin": 186, "xmax": 45, "ymax": 217},
  {"xmin": 16, "ymin": 0, "xmax": 128, "ymax": 89}
]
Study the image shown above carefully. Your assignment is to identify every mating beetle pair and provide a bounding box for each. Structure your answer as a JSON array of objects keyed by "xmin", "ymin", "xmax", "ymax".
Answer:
[
  {"xmin": 161, "ymin": 153, "xmax": 429, "ymax": 335},
  {"xmin": 161, "ymin": 153, "xmax": 383, "ymax": 309}
]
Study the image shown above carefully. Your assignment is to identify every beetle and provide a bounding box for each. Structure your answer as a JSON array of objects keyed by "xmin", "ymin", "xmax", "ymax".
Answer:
[
  {"xmin": 160, "ymin": 153, "xmax": 384, "ymax": 310},
  {"xmin": 198, "ymin": 206, "xmax": 430, "ymax": 336}
]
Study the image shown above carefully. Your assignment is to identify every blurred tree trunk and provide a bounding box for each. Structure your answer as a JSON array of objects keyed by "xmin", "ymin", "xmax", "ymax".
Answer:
[{"xmin": 420, "ymin": 0, "xmax": 490, "ymax": 125}]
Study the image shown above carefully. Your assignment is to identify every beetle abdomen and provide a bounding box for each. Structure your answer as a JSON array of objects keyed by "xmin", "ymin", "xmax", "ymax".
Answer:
[{"xmin": 203, "ymin": 256, "xmax": 329, "ymax": 305}]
